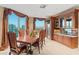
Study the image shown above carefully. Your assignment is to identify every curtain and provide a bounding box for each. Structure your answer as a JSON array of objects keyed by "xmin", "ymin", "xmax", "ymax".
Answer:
[
  {"xmin": 8, "ymin": 9, "xmax": 29, "ymax": 30},
  {"xmin": 33, "ymin": 18, "xmax": 36, "ymax": 30},
  {"xmin": 26, "ymin": 16, "xmax": 29, "ymax": 29},
  {"xmin": 7, "ymin": 9, "xmax": 26, "ymax": 17},
  {"xmin": 1, "ymin": 8, "xmax": 28, "ymax": 50},
  {"xmin": 34, "ymin": 18, "xmax": 46, "ymax": 21},
  {"xmin": 1, "ymin": 8, "xmax": 8, "ymax": 49}
]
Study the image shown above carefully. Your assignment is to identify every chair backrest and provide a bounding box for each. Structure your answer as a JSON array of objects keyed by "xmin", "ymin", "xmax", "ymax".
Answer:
[
  {"xmin": 42, "ymin": 30, "xmax": 46, "ymax": 39},
  {"xmin": 39, "ymin": 30, "xmax": 44, "ymax": 41},
  {"xmin": 19, "ymin": 30, "xmax": 25, "ymax": 40},
  {"xmin": 7, "ymin": 32, "xmax": 17, "ymax": 49},
  {"xmin": 19, "ymin": 30, "xmax": 25, "ymax": 37}
]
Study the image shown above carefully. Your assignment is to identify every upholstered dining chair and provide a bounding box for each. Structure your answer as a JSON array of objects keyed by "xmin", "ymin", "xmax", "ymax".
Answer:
[{"xmin": 7, "ymin": 32, "xmax": 27, "ymax": 55}]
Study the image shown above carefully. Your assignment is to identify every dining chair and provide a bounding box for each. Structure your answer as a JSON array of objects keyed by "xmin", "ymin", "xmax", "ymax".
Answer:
[
  {"xmin": 7, "ymin": 32, "xmax": 27, "ymax": 55},
  {"xmin": 30, "ymin": 30, "xmax": 40, "ymax": 54},
  {"xmin": 18, "ymin": 30, "xmax": 25, "ymax": 40},
  {"xmin": 32, "ymin": 38, "xmax": 40, "ymax": 54},
  {"xmin": 18, "ymin": 30, "xmax": 27, "ymax": 46},
  {"xmin": 39, "ymin": 30, "xmax": 46, "ymax": 49},
  {"xmin": 42, "ymin": 30, "xmax": 46, "ymax": 44}
]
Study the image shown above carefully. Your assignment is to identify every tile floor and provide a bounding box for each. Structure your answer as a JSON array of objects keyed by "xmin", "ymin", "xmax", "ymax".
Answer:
[{"xmin": 0, "ymin": 38, "xmax": 79, "ymax": 55}]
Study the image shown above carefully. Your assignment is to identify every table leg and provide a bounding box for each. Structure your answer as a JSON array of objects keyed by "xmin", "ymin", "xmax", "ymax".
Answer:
[
  {"xmin": 29, "ymin": 44, "xmax": 33, "ymax": 55},
  {"xmin": 26, "ymin": 44, "xmax": 33, "ymax": 55}
]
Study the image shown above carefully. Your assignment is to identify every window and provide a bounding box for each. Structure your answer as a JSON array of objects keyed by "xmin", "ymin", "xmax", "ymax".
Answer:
[
  {"xmin": 19, "ymin": 17, "xmax": 26, "ymax": 30},
  {"xmin": 35, "ymin": 19, "xmax": 45, "ymax": 30},
  {"xmin": 8, "ymin": 12, "xmax": 26, "ymax": 37},
  {"xmin": 8, "ymin": 13, "xmax": 18, "ymax": 37}
]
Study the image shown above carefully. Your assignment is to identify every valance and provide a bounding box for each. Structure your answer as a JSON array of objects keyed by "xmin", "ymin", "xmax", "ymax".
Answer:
[
  {"xmin": 34, "ymin": 17, "xmax": 46, "ymax": 21},
  {"xmin": 4, "ymin": 8, "xmax": 26, "ymax": 17}
]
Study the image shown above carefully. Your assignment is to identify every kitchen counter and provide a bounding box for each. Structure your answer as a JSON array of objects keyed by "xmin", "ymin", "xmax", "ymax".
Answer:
[
  {"xmin": 54, "ymin": 33, "xmax": 78, "ymax": 48},
  {"xmin": 54, "ymin": 33, "xmax": 78, "ymax": 38}
]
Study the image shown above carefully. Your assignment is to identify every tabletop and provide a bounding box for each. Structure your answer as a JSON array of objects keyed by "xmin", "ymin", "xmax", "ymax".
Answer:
[{"xmin": 17, "ymin": 35, "xmax": 39, "ymax": 44}]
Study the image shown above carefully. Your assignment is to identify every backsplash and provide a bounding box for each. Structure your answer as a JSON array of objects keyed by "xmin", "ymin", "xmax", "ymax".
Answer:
[{"xmin": 61, "ymin": 28, "xmax": 78, "ymax": 36}]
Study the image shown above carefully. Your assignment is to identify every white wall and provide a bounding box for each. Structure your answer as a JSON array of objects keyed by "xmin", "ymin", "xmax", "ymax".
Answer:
[{"xmin": 0, "ymin": 7, "xmax": 4, "ymax": 47}]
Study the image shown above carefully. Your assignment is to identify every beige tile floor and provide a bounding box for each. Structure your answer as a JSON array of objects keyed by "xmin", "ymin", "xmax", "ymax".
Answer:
[{"xmin": 0, "ymin": 38, "xmax": 79, "ymax": 55}]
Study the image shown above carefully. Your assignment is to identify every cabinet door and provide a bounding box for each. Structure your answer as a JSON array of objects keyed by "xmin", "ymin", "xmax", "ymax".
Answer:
[
  {"xmin": 54, "ymin": 34, "xmax": 58, "ymax": 41},
  {"xmin": 71, "ymin": 37, "xmax": 78, "ymax": 48},
  {"xmin": 63, "ymin": 36, "xmax": 71, "ymax": 47},
  {"xmin": 58, "ymin": 36, "xmax": 62, "ymax": 43},
  {"xmin": 63, "ymin": 36, "xmax": 66, "ymax": 45},
  {"xmin": 66, "ymin": 37, "xmax": 71, "ymax": 47}
]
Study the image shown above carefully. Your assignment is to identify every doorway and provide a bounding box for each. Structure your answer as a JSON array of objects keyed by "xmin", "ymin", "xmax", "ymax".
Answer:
[{"xmin": 46, "ymin": 20, "xmax": 51, "ymax": 39}]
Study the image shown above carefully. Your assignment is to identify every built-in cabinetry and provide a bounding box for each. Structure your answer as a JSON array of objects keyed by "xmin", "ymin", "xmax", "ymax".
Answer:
[
  {"xmin": 54, "ymin": 33, "xmax": 78, "ymax": 48},
  {"xmin": 54, "ymin": 18, "xmax": 59, "ymax": 29},
  {"xmin": 54, "ymin": 8, "xmax": 78, "ymax": 29},
  {"xmin": 51, "ymin": 8, "xmax": 79, "ymax": 48},
  {"xmin": 51, "ymin": 8, "xmax": 79, "ymax": 49}
]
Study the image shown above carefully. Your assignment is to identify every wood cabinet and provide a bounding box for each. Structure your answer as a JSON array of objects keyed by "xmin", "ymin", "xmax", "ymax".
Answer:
[
  {"xmin": 71, "ymin": 37, "xmax": 78, "ymax": 48},
  {"xmin": 54, "ymin": 34, "xmax": 58, "ymax": 41},
  {"xmin": 64, "ymin": 36, "xmax": 71, "ymax": 47},
  {"xmin": 55, "ymin": 9, "xmax": 78, "ymax": 29},
  {"xmin": 58, "ymin": 35, "xmax": 63, "ymax": 43},
  {"xmin": 54, "ymin": 34, "xmax": 78, "ymax": 48},
  {"xmin": 54, "ymin": 19, "xmax": 60, "ymax": 29}
]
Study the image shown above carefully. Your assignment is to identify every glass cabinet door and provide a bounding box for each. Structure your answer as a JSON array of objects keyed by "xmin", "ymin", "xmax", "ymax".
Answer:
[
  {"xmin": 60, "ymin": 18, "xmax": 64, "ymax": 28},
  {"xmin": 66, "ymin": 18, "xmax": 72, "ymax": 28}
]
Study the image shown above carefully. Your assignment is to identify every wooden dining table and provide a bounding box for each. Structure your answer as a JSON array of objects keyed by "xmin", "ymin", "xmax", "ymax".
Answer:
[{"xmin": 17, "ymin": 35, "xmax": 39, "ymax": 54}]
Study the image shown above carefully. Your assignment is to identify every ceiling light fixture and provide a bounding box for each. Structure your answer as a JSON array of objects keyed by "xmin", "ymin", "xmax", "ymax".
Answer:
[{"xmin": 40, "ymin": 4, "xmax": 47, "ymax": 8}]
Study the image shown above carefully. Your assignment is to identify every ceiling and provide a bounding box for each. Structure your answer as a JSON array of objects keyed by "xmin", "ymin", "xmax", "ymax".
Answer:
[{"xmin": 0, "ymin": 4, "xmax": 77, "ymax": 18}]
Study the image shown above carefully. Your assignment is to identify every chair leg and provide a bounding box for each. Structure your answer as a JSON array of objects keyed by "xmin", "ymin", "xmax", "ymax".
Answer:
[
  {"xmin": 26, "ymin": 45, "xmax": 30, "ymax": 55},
  {"xmin": 38, "ymin": 45, "xmax": 40, "ymax": 54},
  {"xmin": 41, "ymin": 42, "xmax": 43, "ymax": 50},
  {"xmin": 9, "ymin": 52, "xmax": 11, "ymax": 55},
  {"xmin": 44, "ymin": 39, "xmax": 45, "ymax": 45}
]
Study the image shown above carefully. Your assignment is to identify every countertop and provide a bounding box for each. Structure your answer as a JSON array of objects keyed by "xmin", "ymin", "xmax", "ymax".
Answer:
[{"xmin": 54, "ymin": 33, "xmax": 78, "ymax": 38}]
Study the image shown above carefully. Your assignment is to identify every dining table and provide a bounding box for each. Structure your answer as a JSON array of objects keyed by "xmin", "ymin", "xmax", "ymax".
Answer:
[{"xmin": 17, "ymin": 34, "xmax": 39, "ymax": 54}]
